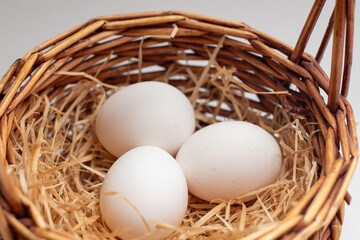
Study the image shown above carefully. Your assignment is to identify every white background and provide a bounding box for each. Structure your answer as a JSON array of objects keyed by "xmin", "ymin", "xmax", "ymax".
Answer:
[{"xmin": 0, "ymin": 0, "xmax": 359, "ymax": 239}]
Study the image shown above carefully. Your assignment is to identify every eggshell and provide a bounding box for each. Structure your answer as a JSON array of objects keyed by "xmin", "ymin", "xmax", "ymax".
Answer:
[
  {"xmin": 176, "ymin": 121, "xmax": 282, "ymax": 202},
  {"xmin": 95, "ymin": 81, "xmax": 195, "ymax": 157},
  {"xmin": 100, "ymin": 146, "xmax": 188, "ymax": 240}
]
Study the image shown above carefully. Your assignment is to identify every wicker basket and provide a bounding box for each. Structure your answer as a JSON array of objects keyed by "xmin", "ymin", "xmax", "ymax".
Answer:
[{"xmin": 0, "ymin": 0, "xmax": 358, "ymax": 239}]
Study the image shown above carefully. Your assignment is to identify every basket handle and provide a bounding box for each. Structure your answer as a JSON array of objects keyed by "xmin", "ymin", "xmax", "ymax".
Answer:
[{"xmin": 290, "ymin": 0, "xmax": 355, "ymax": 113}]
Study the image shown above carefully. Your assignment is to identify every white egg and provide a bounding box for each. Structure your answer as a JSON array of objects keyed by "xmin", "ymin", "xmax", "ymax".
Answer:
[
  {"xmin": 176, "ymin": 121, "xmax": 282, "ymax": 202},
  {"xmin": 96, "ymin": 81, "xmax": 195, "ymax": 157},
  {"xmin": 100, "ymin": 146, "xmax": 188, "ymax": 240}
]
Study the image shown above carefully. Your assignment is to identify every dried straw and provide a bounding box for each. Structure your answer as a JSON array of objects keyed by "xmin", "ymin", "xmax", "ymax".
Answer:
[{"xmin": 8, "ymin": 40, "xmax": 319, "ymax": 239}]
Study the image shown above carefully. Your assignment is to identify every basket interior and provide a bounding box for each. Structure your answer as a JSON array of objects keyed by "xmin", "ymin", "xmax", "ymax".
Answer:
[{"xmin": 7, "ymin": 28, "xmax": 321, "ymax": 239}]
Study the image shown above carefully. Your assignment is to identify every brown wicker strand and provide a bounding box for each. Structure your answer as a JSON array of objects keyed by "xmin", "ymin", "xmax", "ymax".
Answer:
[
  {"xmin": 328, "ymin": 0, "xmax": 347, "ymax": 113},
  {"xmin": 0, "ymin": 53, "xmax": 38, "ymax": 118},
  {"xmin": 101, "ymin": 15, "xmax": 186, "ymax": 30},
  {"xmin": 37, "ymin": 20, "xmax": 106, "ymax": 63},
  {"xmin": 316, "ymin": 9, "xmax": 335, "ymax": 62},
  {"xmin": 290, "ymin": 0, "xmax": 326, "ymax": 63},
  {"xmin": 340, "ymin": 0, "xmax": 355, "ymax": 97}
]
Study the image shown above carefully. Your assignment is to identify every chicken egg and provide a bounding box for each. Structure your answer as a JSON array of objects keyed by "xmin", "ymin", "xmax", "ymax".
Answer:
[
  {"xmin": 100, "ymin": 146, "xmax": 188, "ymax": 240},
  {"xmin": 96, "ymin": 81, "xmax": 195, "ymax": 157},
  {"xmin": 176, "ymin": 121, "xmax": 282, "ymax": 202}
]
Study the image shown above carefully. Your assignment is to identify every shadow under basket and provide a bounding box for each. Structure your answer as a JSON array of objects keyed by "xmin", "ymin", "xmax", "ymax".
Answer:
[{"xmin": 0, "ymin": 1, "xmax": 358, "ymax": 240}]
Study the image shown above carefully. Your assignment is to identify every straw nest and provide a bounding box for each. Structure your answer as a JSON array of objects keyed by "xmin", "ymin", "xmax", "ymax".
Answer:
[{"xmin": 0, "ymin": 7, "xmax": 358, "ymax": 240}]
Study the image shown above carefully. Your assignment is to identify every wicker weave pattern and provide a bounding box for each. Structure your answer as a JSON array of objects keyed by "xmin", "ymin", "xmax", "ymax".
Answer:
[{"xmin": 0, "ymin": 0, "xmax": 358, "ymax": 239}]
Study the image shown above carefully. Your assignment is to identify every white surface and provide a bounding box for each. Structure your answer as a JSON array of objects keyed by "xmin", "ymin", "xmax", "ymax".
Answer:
[{"xmin": 0, "ymin": 0, "xmax": 359, "ymax": 239}]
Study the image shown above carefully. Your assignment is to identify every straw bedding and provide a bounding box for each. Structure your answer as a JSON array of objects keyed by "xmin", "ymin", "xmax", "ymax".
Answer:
[{"xmin": 7, "ymin": 43, "xmax": 319, "ymax": 239}]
